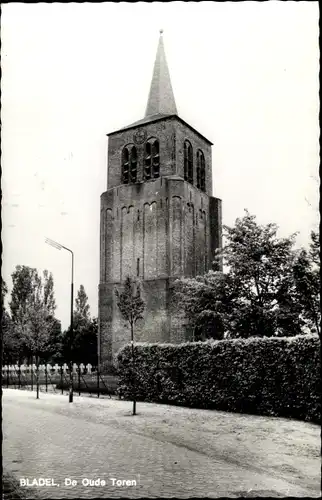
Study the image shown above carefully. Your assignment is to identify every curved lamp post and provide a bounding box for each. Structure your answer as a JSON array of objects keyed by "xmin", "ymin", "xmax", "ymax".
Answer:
[{"xmin": 45, "ymin": 237, "xmax": 74, "ymax": 403}]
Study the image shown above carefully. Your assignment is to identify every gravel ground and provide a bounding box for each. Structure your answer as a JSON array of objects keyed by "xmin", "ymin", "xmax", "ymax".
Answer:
[{"xmin": 3, "ymin": 389, "xmax": 321, "ymax": 498}]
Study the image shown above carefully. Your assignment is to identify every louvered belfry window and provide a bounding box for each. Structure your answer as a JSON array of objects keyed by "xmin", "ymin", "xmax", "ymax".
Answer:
[
  {"xmin": 130, "ymin": 146, "xmax": 137, "ymax": 182},
  {"xmin": 197, "ymin": 149, "xmax": 206, "ymax": 192},
  {"xmin": 145, "ymin": 138, "xmax": 160, "ymax": 180},
  {"xmin": 184, "ymin": 140, "xmax": 193, "ymax": 184},
  {"xmin": 122, "ymin": 145, "xmax": 137, "ymax": 184}
]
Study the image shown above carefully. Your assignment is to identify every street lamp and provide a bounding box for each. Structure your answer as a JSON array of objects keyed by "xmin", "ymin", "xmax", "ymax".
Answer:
[{"xmin": 45, "ymin": 237, "xmax": 74, "ymax": 403}]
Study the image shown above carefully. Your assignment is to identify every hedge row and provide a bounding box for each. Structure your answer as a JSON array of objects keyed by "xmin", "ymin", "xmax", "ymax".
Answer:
[{"xmin": 116, "ymin": 334, "xmax": 320, "ymax": 423}]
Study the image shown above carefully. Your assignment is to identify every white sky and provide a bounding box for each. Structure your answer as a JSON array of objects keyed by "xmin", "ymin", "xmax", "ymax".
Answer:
[{"xmin": 1, "ymin": 2, "xmax": 320, "ymax": 330}]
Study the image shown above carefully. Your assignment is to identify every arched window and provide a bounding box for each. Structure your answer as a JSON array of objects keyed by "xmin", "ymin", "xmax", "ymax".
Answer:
[
  {"xmin": 184, "ymin": 140, "xmax": 193, "ymax": 184},
  {"xmin": 144, "ymin": 138, "xmax": 160, "ymax": 180},
  {"xmin": 122, "ymin": 145, "xmax": 137, "ymax": 184},
  {"xmin": 122, "ymin": 147, "xmax": 129, "ymax": 184},
  {"xmin": 130, "ymin": 146, "xmax": 137, "ymax": 183},
  {"xmin": 197, "ymin": 149, "xmax": 206, "ymax": 192}
]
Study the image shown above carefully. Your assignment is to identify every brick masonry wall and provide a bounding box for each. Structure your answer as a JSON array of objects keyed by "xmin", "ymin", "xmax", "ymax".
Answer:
[
  {"xmin": 107, "ymin": 119, "xmax": 176, "ymax": 189},
  {"xmin": 99, "ymin": 279, "xmax": 171, "ymax": 365},
  {"xmin": 174, "ymin": 119, "xmax": 213, "ymax": 197}
]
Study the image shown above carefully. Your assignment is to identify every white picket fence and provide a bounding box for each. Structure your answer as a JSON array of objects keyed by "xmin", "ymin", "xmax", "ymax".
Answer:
[{"xmin": 2, "ymin": 363, "xmax": 94, "ymax": 375}]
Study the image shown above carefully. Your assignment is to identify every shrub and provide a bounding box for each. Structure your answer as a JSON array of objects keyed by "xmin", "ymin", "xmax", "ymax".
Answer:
[{"xmin": 116, "ymin": 335, "xmax": 320, "ymax": 423}]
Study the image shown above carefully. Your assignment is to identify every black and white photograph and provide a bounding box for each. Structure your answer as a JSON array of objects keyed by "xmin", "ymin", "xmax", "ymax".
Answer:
[{"xmin": 1, "ymin": 1, "xmax": 320, "ymax": 499}]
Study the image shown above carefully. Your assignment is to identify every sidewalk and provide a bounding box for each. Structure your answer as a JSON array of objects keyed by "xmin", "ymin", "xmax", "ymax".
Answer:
[{"xmin": 3, "ymin": 389, "xmax": 321, "ymax": 498}]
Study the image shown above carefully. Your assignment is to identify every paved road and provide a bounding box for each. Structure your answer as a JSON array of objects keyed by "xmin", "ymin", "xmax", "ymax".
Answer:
[{"xmin": 3, "ymin": 389, "xmax": 320, "ymax": 498}]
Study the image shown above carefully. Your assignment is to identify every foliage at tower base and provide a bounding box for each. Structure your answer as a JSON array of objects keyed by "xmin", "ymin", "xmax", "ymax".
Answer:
[{"xmin": 175, "ymin": 211, "xmax": 320, "ymax": 340}]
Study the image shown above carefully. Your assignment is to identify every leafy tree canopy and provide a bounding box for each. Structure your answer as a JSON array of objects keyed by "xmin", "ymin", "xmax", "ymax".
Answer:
[
  {"xmin": 293, "ymin": 230, "xmax": 320, "ymax": 336},
  {"xmin": 175, "ymin": 210, "xmax": 319, "ymax": 340},
  {"xmin": 75, "ymin": 284, "xmax": 90, "ymax": 322},
  {"xmin": 59, "ymin": 285, "xmax": 97, "ymax": 365},
  {"xmin": 5, "ymin": 265, "xmax": 60, "ymax": 362}
]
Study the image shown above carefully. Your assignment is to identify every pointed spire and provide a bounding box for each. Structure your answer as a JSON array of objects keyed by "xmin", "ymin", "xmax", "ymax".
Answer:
[{"xmin": 145, "ymin": 30, "xmax": 177, "ymax": 117}]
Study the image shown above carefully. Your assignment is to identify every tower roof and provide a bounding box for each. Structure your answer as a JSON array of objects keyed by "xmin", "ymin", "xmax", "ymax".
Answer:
[{"xmin": 145, "ymin": 30, "xmax": 177, "ymax": 117}]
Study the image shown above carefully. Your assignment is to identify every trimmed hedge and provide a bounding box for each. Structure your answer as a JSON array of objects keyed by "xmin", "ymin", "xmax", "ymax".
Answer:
[{"xmin": 116, "ymin": 334, "xmax": 320, "ymax": 423}]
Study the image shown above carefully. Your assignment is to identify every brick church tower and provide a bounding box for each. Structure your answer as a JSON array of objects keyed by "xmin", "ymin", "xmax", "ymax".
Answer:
[{"xmin": 98, "ymin": 32, "xmax": 222, "ymax": 367}]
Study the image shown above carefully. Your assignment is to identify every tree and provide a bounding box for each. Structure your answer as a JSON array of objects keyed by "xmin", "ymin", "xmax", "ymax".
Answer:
[
  {"xmin": 309, "ymin": 230, "xmax": 320, "ymax": 267},
  {"xmin": 72, "ymin": 317, "xmax": 98, "ymax": 365},
  {"xmin": 1, "ymin": 311, "xmax": 17, "ymax": 363},
  {"xmin": 58, "ymin": 284, "xmax": 98, "ymax": 365},
  {"xmin": 75, "ymin": 284, "xmax": 90, "ymax": 321},
  {"xmin": 43, "ymin": 316, "xmax": 62, "ymax": 363},
  {"xmin": 22, "ymin": 302, "xmax": 58, "ymax": 398},
  {"xmin": 175, "ymin": 211, "xmax": 306, "ymax": 339},
  {"xmin": 60, "ymin": 319, "xmax": 98, "ymax": 365},
  {"xmin": 59, "ymin": 284, "xmax": 97, "ymax": 364},
  {"xmin": 115, "ymin": 277, "xmax": 145, "ymax": 341},
  {"xmin": 175, "ymin": 271, "xmax": 234, "ymax": 340},
  {"xmin": 8, "ymin": 266, "xmax": 60, "ymax": 362},
  {"xmin": 10, "ymin": 266, "xmax": 56, "ymax": 319},
  {"xmin": 43, "ymin": 270, "xmax": 56, "ymax": 314},
  {"xmin": 1, "ymin": 278, "xmax": 8, "ymax": 307},
  {"xmin": 1, "ymin": 279, "xmax": 19, "ymax": 363},
  {"xmin": 10, "ymin": 266, "xmax": 41, "ymax": 323},
  {"xmin": 293, "ymin": 231, "xmax": 320, "ymax": 337},
  {"xmin": 115, "ymin": 276, "xmax": 145, "ymax": 415}
]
